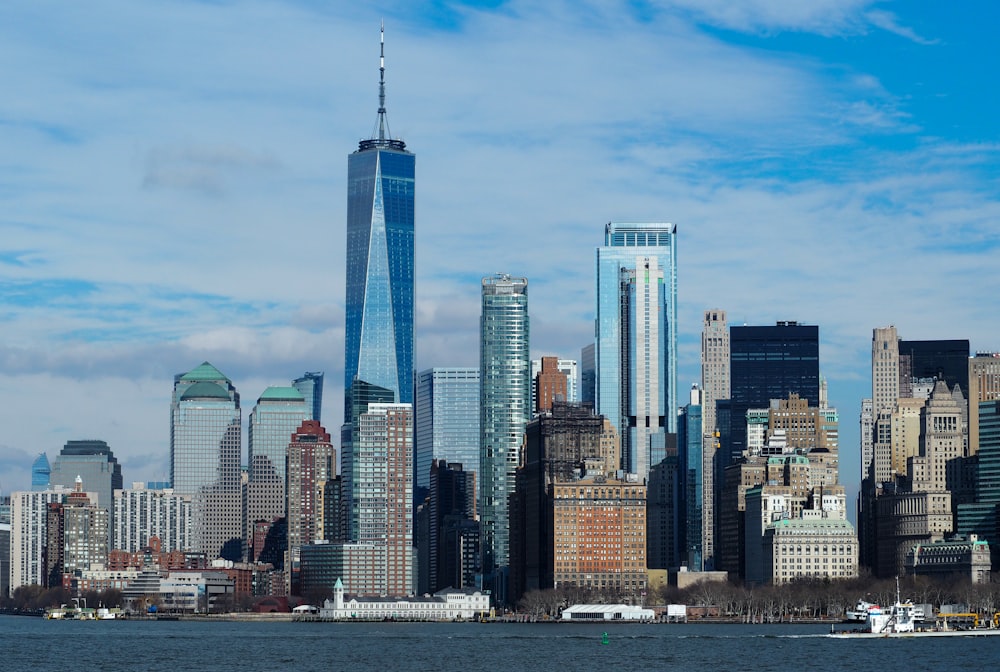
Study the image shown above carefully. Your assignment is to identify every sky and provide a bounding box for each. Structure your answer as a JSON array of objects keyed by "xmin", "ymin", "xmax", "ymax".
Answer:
[{"xmin": 1, "ymin": 1, "xmax": 999, "ymax": 501}]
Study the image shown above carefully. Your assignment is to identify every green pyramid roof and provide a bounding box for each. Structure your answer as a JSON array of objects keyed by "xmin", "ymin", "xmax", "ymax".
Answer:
[
  {"xmin": 180, "ymin": 361, "xmax": 230, "ymax": 383},
  {"xmin": 258, "ymin": 386, "xmax": 306, "ymax": 402}
]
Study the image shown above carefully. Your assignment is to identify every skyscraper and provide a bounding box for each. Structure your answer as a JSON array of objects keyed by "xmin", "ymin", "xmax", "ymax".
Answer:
[
  {"xmin": 170, "ymin": 362, "xmax": 242, "ymax": 559},
  {"xmin": 414, "ymin": 367, "xmax": 480, "ymax": 504},
  {"xmin": 49, "ymin": 439, "xmax": 122, "ymax": 544},
  {"xmin": 344, "ymin": 25, "xmax": 415, "ymax": 412},
  {"xmin": 292, "ymin": 371, "xmax": 325, "ymax": 423},
  {"xmin": 31, "ymin": 453, "xmax": 50, "ymax": 491},
  {"xmin": 595, "ymin": 222, "xmax": 678, "ymax": 480},
  {"xmin": 700, "ymin": 309, "xmax": 729, "ymax": 436},
  {"xmin": 286, "ymin": 420, "xmax": 336, "ymax": 568},
  {"xmin": 479, "ymin": 273, "xmax": 530, "ymax": 594}
]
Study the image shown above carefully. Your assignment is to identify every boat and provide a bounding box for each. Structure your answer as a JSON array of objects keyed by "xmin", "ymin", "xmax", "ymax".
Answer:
[
  {"xmin": 830, "ymin": 580, "xmax": 1000, "ymax": 638},
  {"xmin": 844, "ymin": 600, "xmax": 876, "ymax": 623}
]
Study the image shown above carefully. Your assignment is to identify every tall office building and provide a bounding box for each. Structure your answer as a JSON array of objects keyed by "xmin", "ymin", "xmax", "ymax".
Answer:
[
  {"xmin": 595, "ymin": 222, "xmax": 678, "ymax": 480},
  {"xmin": 579, "ymin": 343, "xmax": 596, "ymax": 406},
  {"xmin": 31, "ymin": 453, "xmax": 50, "ymax": 490},
  {"xmin": 479, "ymin": 273, "xmax": 530, "ymax": 592},
  {"xmin": 292, "ymin": 371, "xmax": 325, "ymax": 423},
  {"xmin": 170, "ymin": 361, "xmax": 242, "ymax": 559},
  {"xmin": 249, "ymin": 388, "xmax": 309, "ymax": 481},
  {"xmin": 344, "ymin": 25, "xmax": 415, "ymax": 413},
  {"xmin": 414, "ymin": 367, "xmax": 480, "ymax": 503},
  {"xmin": 969, "ymin": 353, "xmax": 1000, "ymax": 455},
  {"xmin": 678, "ymin": 387, "xmax": 705, "ymax": 570},
  {"xmin": 49, "ymin": 439, "xmax": 122, "ymax": 543},
  {"xmin": 725, "ymin": 322, "xmax": 820, "ymax": 464},
  {"xmin": 701, "ymin": 309, "xmax": 730, "ymax": 436}
]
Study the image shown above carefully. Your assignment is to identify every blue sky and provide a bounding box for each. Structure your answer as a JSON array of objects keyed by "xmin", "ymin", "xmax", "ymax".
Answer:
[{"xmin": 1, "ymin": 1, "xmax": 999, "ymax": 503}]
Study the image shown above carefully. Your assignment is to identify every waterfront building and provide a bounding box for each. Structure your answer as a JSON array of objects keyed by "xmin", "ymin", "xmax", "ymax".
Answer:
[
  {"xmin": 113, "ymin": 484, "xmax": 192, "ymax": 553},
  {"xmin": 343, "ymin": 25, "xmax": 415, "ymax": 413},
  {"xmin": 414, "ymin": 367, "xmax": 480, "ymax": 504},
  {"xmin": 479, "ymin": 273, "xmax": 530, "ymax": 598},
  {"xmin": 0, "ymin": 518, "xmax": 9, "ymax": 598},
  {"xmin": 596, "ymin": 223, "xmax": 677, "ymax": 480},
  {"xmin": 292, "ymin": 371, "xmax": 325, "ymax": 423},
  {"xmin": 762, "ymin": 517, "xmax": 859, "ymax": 584},
  {"xmin": 319, "ymin": 577, "xmax": 489, "ymax": 620},
  {"xmin": 170, "ymin": 362, "xmax": 242, "ymax": 560},
  {"xmin": 9, "ymin": 487, "xmax": 71, "ymax": 592},
  {"xmin": 159, "ymin": 571, "xmax": 235, "ymax": 613}
]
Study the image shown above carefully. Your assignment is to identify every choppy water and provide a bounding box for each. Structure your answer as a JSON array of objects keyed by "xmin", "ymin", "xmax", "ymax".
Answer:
[{"xmin": 4, "ymin": 616, "xmax": 1000, "ymax": 672}]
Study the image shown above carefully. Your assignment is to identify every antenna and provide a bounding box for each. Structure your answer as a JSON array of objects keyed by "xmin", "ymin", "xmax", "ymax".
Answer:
[{"xmin": 377, "ymin": 20, "xmax": 388, "ymax": 141}]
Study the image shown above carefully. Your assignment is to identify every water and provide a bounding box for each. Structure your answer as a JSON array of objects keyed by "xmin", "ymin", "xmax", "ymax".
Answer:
[{"xmin": 5, "ymin": 616, "xmax": 1000, "ymax": 672}]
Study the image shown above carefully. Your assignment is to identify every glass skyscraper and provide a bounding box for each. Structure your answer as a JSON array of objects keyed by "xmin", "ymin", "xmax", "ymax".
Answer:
[
  {"xmin": 292, "ymin": 371, "xmax": 324, "ymax": 423},
  {"xmin": 595, "ymin": 222, "xmax": 678, "ymax": 480},
  {"xmin": 170, "ymin": 361, "xmax": 242, "ymax": 559},
  {"xmin": 344, "ymin": 26, "xmax": 414, "ymax": 412},
  {"xmin": 479, "ymin": 273, "xmax": 530, "ymax": 592},
  {"xmin": 414, "ymin": 368, "xmax": 480, "ymax": 503},
  {"xmin": 248, "ymin": 386, "xmax": 309, "ymax": 483}
]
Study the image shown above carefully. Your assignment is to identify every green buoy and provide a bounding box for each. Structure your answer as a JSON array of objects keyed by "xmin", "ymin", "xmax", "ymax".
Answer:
[{"xmin": 601, "ymin": 632, "xmax": 609, "ymax": 645}]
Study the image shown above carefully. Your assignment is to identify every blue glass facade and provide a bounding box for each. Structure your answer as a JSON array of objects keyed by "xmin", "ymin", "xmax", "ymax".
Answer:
[
  {"xmin": 595, "ymin": 223, "xmax": 677, "ymax": 480},
  {"xmin": 479, "ymin": 274, "xmax": 530, "ymax": 583},
  {"xmin": 292, "ymin": 371, "xmax": 324, "ymax": 423},
  {"xmin": 344, "ymin": 145, "xmax": 415, "ymax": 411},
  {"xmin": 414, "ymin": 368, "xmax": 480, "ymax": 502},
  {"xmin": 678, "ymin": 402, "xmax": 703, "ymax": 570}
]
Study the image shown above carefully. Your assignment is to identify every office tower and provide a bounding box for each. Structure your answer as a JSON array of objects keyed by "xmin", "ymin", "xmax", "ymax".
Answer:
[
  {"xmin": 31, "ymin": 453, "xmax": 50, "ymax": 491},
  {"xmin": 286, "ymin": 420, "xmax": 336, "ymax": 564},
  {"xmin": 898, "ymin": 338, "xmax": 971, "ymax": 400},
  {"xmin": 113, "ymin": 484, "xmax": 191, "ymax": 553},
  {"xmin": 344, "ymin": 25, "xmax": 415, "ymax": 413},
  {"xmin": 48, "ymin": 439, "xmax": 122, "ymax": 542},
  {"xmin": 530, "ymin": 358, "xmax": 578, "ymax": 412},
  {"xmin": 969, "ymin": 353, "xmax": 1000, "ymax": 454},
  {"xmin": 414, "ymin": 367, "xmax": 480, "ymax": 505},
  {"xmin": 509, "ymin": 402, "xmax": 632, "ymax": 601},
  {"xmin": 726, "ymin": 322, "xmax": 820, "ymax": 461},
  {"xmin": 957, "ymin": 400, "xmax": 1000, "ymax": 549},
  {"xmin": 247, "ymin": 386, "xmax": 309, "ymax": 547},
  {"xmin": 532, "ymin": 356, "xmax": 569, "ymax": 414},
  {"xmin": 479, "ymin": 273, "xmax": 530, "ymax": 594},
  {"xmin": 425, "ymin": 460, "xmax": 478, "ymax": 593},
  {"xmin": 61, "ymin": 476, "xmax": 108, "ymax": 579},
  {"xmin": 170, "ymin": 361, "xmax": 242, "ymax": 559},
  {"xmin": 580, "ymin": 343, "xmax": 596, "ymax": 405},
  {"xmin": 678, "ymin": 387, "xmax": 704, "ymax": 570},
  {"xmin": 595, "ymin": 222, "xmax": 678, "ymax": 480},
  {"xmin": 701, "ymin": 309, "xmax": 729, "ymax": 436},
  {"xmin": 292, "ymin": 371, "xmax": 325, "ymax": 423},
  {"xmin": 10, "ymin": 487, "xmax": 71, "ymax": 592}
]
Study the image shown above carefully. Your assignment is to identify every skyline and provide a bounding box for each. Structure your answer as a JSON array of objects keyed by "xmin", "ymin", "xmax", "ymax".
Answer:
[{"xmin": 2, "ymin": 2, "xmax": 999, "ymax": 498}]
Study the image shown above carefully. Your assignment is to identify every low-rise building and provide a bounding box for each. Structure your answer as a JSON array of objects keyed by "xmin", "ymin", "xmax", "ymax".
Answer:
[
  {"xmin": 763, "ymin": 518, "xmax": 859, "ymax": 584},
  {"xmin": 319, "ymin": 578, "xmax": 488, "ymax": 620},
  {"xmin": 159, "ymin": 571, "xmax": 234, "ymax": 613}
]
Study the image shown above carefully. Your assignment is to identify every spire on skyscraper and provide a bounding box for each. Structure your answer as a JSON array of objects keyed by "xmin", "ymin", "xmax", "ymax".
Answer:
[{"xmin": 362, "ymin": 22, "xmax": 406, "ymax": 151}]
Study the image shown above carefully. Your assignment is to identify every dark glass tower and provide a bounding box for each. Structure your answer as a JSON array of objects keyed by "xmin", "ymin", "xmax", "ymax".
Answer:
[
  {"xmin": 724, "ymin": 322, "xmax": 820, "ymax": 463},
  {"xmin": 344, "ymin": 25, "xmax": 415, "ymax": 413}
]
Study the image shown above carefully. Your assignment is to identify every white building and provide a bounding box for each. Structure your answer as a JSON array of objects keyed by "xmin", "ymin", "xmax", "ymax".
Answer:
[
  {"xmin": 319, "ymin": 578, "xmax": 488, "ymax": 620},
  {"xmin": 159, "ymin": 571, "xmax": 234, "ymax": 613},
  {"xmin": 560, "ymin": 603, "xmax": 655, "ymax": 622},
  {"xmin": 763, "ymin": 518, "xmax": 859, "ymax": 584},
  {"xmin": 9, "ymin": 487, "xmax": 72, "ymax": 593},
  {"xmin": 114, "ymin": 484, "xmax": 192, "ymax": 553}
]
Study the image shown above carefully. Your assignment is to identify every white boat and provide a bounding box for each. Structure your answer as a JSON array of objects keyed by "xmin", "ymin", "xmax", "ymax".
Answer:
[
  {"xmin": 844, "ymin": 600, "xmax": 876, "ymax": 623},
  {"xmin": 830, "ymin": 580, "xmax": 1000, "ymax": 639}
]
